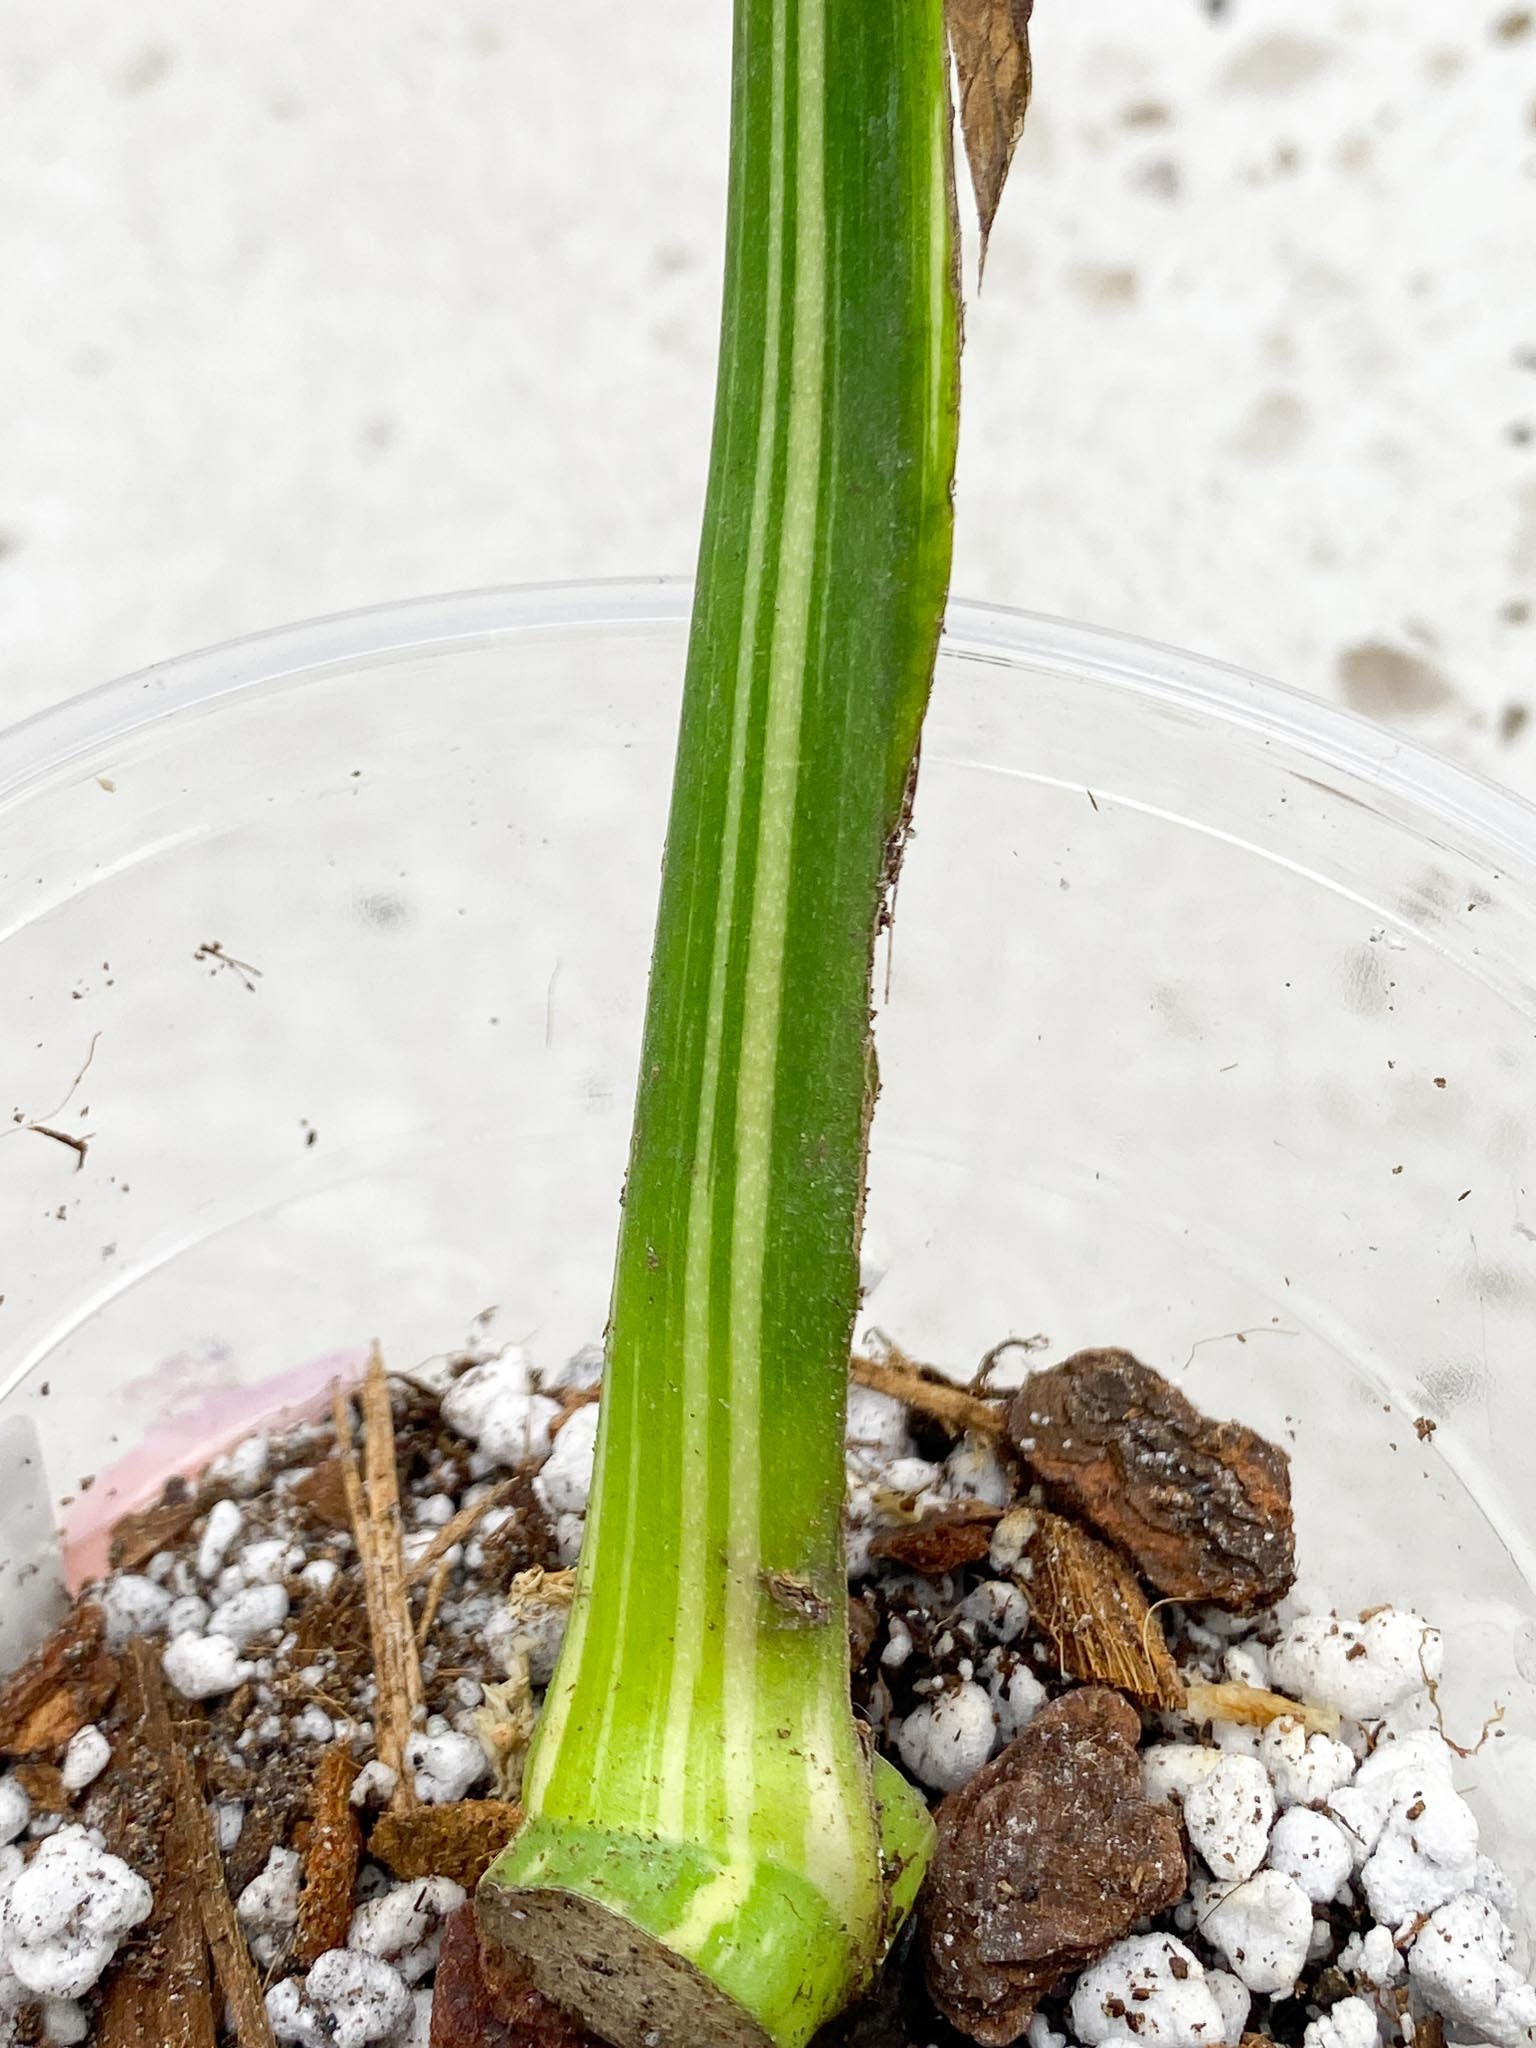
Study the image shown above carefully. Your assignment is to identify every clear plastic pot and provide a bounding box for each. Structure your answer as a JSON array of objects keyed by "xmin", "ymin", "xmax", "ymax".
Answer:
[{"xmin": 1, "ymin": 582, "xmax": 1532, "ymax": 1905}]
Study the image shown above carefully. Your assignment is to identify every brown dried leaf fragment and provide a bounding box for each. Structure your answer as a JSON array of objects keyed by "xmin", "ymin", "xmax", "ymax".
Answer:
[
  {"xmin": 371, "ymin": 1799, "xmax": 525, "ymax": 1892},
  {"xmin": 1008, "ymin": 1349, "xmax": 1296, "ymax": 1610},
  {"xmin": 946, "ymin": 0, "xmax": 1034, "ymax": 260},
  {"xmin": 922, "ymin": 1688, "xmax": 1187, "ymax": 2045},
  {"xmin": 431, "ymin": 1902, "xmax": 599, "ymax": 2048},
  {"xmin": 0, "ymin": 1601, "xmax": 118, "ymax": 1759},
  {"xmin": 293, "ymin": 1745, "xmax": 362, "ymax": 1968},
  {"xmin": 109, "ymin": 1485, "xmax": 200, "ymax": 1572},
  {"xmin": 1010, "ymin": 1506, "xmax": 1185, "ymax": 1708},
  {"xmin": 870, "ymin": 1501, "xmax": 1002, "ymax": 1577}
]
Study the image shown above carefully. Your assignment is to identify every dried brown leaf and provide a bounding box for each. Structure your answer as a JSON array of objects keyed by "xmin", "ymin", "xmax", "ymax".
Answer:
[
  {"xmin": 946, "ymin": 0, "xmax": 1034, "ymax": 259},
  {"xmin": 1012, "ymin": 1506, "xmax": 1185, "ymax": 1708}
]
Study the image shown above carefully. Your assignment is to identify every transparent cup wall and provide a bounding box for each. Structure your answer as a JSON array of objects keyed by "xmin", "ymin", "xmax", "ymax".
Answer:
[{"xmin": 2, "ymin": 586, "xmax": 1532, "ymax": 1909}]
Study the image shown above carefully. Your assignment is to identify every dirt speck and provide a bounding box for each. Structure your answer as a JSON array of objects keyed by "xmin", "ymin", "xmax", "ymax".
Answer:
[
  {"xmin": 1512, "ymin": 483, "xmax": 1536, "ymax": 578},
  {"xmin": 1337, "ymin": 642, "xmax": 1456, "ymax": 718},
  {"xmin": 1221, "ymin": 34, "xmax": 1336, "ymax": 94},
  {"xmin": 1066, "ymin": 263, "xmax": 1140, "ymax": 308},
  {"xmin": 1226, "ymin": 390, "xmax": 1309, "ymax": 462},
  {"xmin": 118, "ymin": 44, "xmax": 175, "ymax": 94},
  {"xmin": 1493, "ymin": 8, "xmax": 1532, "ymax": 41}
]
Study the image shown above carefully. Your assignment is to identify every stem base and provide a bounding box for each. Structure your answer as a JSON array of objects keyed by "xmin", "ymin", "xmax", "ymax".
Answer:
[{"xmin": 480, "ymin": 1815, "xmax": 864, "ymax": 2048}]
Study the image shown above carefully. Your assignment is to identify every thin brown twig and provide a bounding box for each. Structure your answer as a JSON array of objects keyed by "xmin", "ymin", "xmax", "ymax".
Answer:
[
  {"xmin": 194, "ymin": 939, "xmax": 264, "ymax": 991},
  {"xmin": 5, "ymin": 1032, "xmax": 101, "ymax": 1172},
  {"xmin": 361, "ymin": 1351, "xmax": 425, "ymax": 1738},
  {"xmin": 417, "ymin": 1554, "xmax": 455, "ymax": 1648},
  {"xmin": 850, "ymin": 1349, "xmax": 1005, "ymax": 1438},
  {"xmin": 23, "ymin": 1123, "xmax": 92, "ymax": 1169},
  {"xmin": 330, "ymin": 1356, "xmax": 422, "ymax": 1812},
  {"xmin": 405, "ymin": 1477, "xmax": 518, "ymax": 1588}
]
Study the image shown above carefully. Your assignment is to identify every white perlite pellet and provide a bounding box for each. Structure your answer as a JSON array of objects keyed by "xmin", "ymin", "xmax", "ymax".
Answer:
[
  {"xmin": 534, "ymin": 1402, "xmax": 600, "ymax": 1519},
  {"xmin": 58, "ymin": 1728, "xmax": 110, "ymax": 1796},
  {"xmin": 1070, "ymin": 1935, "xmax": 1228, "ymax": 2048},
  {"xmin": 406, "ymin": 1731, "xmax": 486, "ymax": 1805},
  {"xmin": 1302, "ymin": 1994, "xmax": 1381, "ymax": 2048},
  {"xmin": 1269, "ymin": 1608, "xmax": 1440, "ymax": 1722},
  {"xmin": 97, "ymin": 1575, "xmax": 171, "ymax": 1649},
  {"xmin": 349, "ymin": 1877, "xmax": 465, "ymax": 1983},
  {"xmin": 1408, "ymin": 1893, "xmax": 1536, "ymax": 2048},
  {"xmin": 1184, "ymin": 1754, "xmax": 1275, "ymax": 1882},
  {"xmin": 896, "ymin": 1683, "xmax": 996, "ymax": 1794},
  {"xmin": 197, "ymin": 1498, "xmax": 244, "ymax": 1580},
  {"xmin": 163, "ymin": 1631, "xmax": 252, "ymax": 1700},
  {"xmin": 0, "ymin": 1826, "xmax": 152, "ymax": 1999},
  {"xmin": 1267, "ymin": 1807, "xmax": 1353, "ymax": 1905},
  {"xmin": 1198, "ymin": 1869, "xmax": 1313, "ymax": 1995}
]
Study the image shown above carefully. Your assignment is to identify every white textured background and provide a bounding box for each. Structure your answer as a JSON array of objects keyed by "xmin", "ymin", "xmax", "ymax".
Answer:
[{"xmin": 2, "ymin": 0, "xmax": 1535, "ymax": 786}]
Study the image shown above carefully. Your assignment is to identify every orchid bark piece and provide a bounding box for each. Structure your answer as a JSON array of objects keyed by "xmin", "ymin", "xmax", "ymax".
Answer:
[{"xmin": 477, "ymin": 0, "xmax": 960, "ymax": 2042}]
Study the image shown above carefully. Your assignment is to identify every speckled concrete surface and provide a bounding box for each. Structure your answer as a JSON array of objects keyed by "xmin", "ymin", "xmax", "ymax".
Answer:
[{"xmin": 2, "ymin": 0, "xmax": 1534, "ymax": 778}]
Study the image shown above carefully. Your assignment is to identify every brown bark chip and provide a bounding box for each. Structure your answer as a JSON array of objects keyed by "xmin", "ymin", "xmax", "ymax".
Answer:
[
  {"xmin": 94, "ymin": 1645, "xmax": 216, "ymax": 2048},
  {"xmin": 922, "ymin": 1688, "xmax": 1187, "ymax": 2046},
  {"xmin": 370, "ymin": 1800, "xmax": 524, "ymax": 1892},
  {"xmin": 293, "ymin": 1745, "xmax": 363, "ymax": 1968},
  {"xmin": 0, "ymin": 1601, "xmax": 119, "ymax": 1759},
  {"xmin": 431, "ymin": 1903, "xmax": 597, "ymax": 2048},
  {"xmin": 1007, "ymin": 1349, "xmax": 1295, "ymax": 1610},
  {"xmin": 1013, "ymin": 1507, "xmax": 1185, "ymax": 1709},
  {"xmin": 172, "ymin": 1745, "xmax": 279, "ymax": 2048},
  {"xmin": 870, "ymin": 1502, "xmax": 1002, "ymax": 1577},
  {"xmin": 109, "ymin": 1487, "xmax": 201, "ymax": 1572}
]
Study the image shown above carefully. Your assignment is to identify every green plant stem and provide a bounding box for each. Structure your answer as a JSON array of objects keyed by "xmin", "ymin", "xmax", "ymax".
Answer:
[{"xmin": 480, "ymin": 1, "xmax": 959, "ymax": 2041}]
